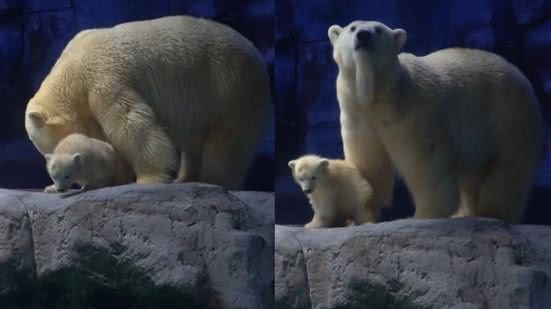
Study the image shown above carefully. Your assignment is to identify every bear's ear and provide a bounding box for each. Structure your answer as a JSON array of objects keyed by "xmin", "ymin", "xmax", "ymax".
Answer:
[
  {"xmin": 72, "ymin": 153, "xmax": 81, "ymax": 167},
  {"xmin": 44, "ymin": 153, "xmax": 52, "ymax": 162},
  {"xmin": 27, "ymin": 111, "xmax": 45, "ymax": 128},
  {"xmin": 392, "ymin": 28, "xmax": 407, "ymax": 51},
  {"xmin": 319, "ymin": 159, "xmax": 329, "ymax": 169},
  {"xmin": 328, "ymin": 25, "xmax": 343, "ymax": 45},
  {"xmin": 288, "ymin": 160, "xmax": 296, "ymax": 170}
]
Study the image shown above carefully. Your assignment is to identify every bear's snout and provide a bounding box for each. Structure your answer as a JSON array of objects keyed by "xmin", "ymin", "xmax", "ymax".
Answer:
[
  {"xmin": 355, "ymin": 29, "xmax": 373, "ymax": 50},
  {"xmin": 303, "ymin": 188, "xmax": 313, "ymax": 194}
]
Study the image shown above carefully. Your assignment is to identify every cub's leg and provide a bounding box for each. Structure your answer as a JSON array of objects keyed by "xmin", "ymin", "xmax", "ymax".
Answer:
[{"xmin": 353, "ymin": 206, "xmax": 378, "ymax": 224}]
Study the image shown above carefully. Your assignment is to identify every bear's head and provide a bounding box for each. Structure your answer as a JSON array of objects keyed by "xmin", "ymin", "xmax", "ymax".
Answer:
[
  {"xmin": 25, "ymin": 110, "xmax": 76, "ymax": 155},
  {"xmin": 328, "ymin": 21, "xmax": 407, "ymax": 105},
  {"xmin": 328, "ymin": 20, "xmax": 407, "ymax": 73},
  {"xmin": 288, "ymin": 155, "xmax": 330, "ymax": 195},
  {"xmin": 45, "ymin": 152, "xmax": 81, "ymax": 191},
  {"xmin": 25, "ymin": 97, "xmax": 103, "ymax": 155}
]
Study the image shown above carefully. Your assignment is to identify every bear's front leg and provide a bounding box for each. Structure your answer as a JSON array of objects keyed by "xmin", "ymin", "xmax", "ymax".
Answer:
[
  {"xmin": 92, "ymin": 89, "xmax": 178, "ymax": 184},
  {"xmin": 407, "ymin": 162, "xmax": 460, "ymax": 219}
]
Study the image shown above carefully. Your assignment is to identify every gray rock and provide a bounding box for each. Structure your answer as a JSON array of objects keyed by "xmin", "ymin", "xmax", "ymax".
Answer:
[
  {"xmin": 275, "ymin": 218, "xmax": 551, "ymax": 309},
  {"xmin": 0, "ymin": 183, "xmax": 273, "ymax": 309}
]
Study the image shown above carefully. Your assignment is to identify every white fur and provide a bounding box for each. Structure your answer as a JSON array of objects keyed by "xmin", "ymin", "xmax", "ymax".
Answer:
[
  {"xmin": 289, "ymin": 155, "xmax": 378, "ymax": 228},
  {"xmin": 329, "ymin": 20, "xmax": 543, "ymax": 223},
  {"xmin": 26, "ymin": 16, "xmax": 271, "ymax": 189},
  {"xmin": 44, "ymin": 133, "xmax": 132, "ymax": 192}
]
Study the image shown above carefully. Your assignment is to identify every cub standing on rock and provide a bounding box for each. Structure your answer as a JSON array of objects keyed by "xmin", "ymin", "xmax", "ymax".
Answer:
[
  {"xmin": 44, "ymin": 133, "xmax": 131, "ymax": 193},
  {"xmin": 289, "ymin": 155, "xmax": 378, "ymax": 228},
  {"xmin": 328, "ymin": 20, "xmax": 543, "ymax": 224},
  {"xmin": 25, "ymin": 15, "xmax": 270, "ymax": 189}
]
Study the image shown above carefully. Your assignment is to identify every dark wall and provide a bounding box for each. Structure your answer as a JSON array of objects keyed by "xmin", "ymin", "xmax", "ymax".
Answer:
[
  {"xmin": 275, "ymin": 0, "xmax": 551, "ymax": 225},
  {"xmin": 0, "ymin": 0, "xmax": 274, "ymax": 191}
]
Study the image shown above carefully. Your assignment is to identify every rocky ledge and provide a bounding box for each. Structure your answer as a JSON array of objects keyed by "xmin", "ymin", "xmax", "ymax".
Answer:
[
  {"xmin": 275, "ymin": 218, "xmax": 551, "ymax": 309},
  {"xmin": 0, "ymin": 183, "xmax": 274, "ymax": 309}
]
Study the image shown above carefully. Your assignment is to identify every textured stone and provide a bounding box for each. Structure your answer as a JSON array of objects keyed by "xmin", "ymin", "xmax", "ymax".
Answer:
[
  {"xmin": 275, "ymin": 218, "xmax": 551, "ymax": 309},
  {"xmin": 0, "ymin": 183, "xmax": 273, "ymax": 308}
]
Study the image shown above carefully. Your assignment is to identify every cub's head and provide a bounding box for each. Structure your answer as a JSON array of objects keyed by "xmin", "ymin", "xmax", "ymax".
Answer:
[
  {"xmin": 328, "ymin": 21, "xmax": 407, "ymax": 72},
  {"xmin": 288, "ymin": 155, "xmax": 330, "ymax": 195},
  {"xmin": 45, "ymin": 153, "xmax": 81, "ymax": 191}
]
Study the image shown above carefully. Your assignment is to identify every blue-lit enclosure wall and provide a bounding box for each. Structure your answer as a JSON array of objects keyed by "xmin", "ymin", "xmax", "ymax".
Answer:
[
  {"xmin": 0, "ymin": 0, "xmax": 274, "ymax": 191},
  {"xmin": 275, "ymin": 0, "xmax": 551, "ymax": 225}
]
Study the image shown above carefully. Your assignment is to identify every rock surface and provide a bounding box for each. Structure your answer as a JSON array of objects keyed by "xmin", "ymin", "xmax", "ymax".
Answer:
[
  {"xmin": 0, "ymin": 183, "xmax": 274, "ymax": 309},
  {"xmin": 275, "ymin": 218, "xmax": 551, "ymax": 309}
]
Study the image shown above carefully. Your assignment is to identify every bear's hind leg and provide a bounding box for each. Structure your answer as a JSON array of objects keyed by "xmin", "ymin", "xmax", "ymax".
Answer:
[
  {"xmin": 92, "ymin": 89, "xmax": 178, "ymax": 184},
  {"xmin": 174, "ymin": 141, "xmax": 204, "ymax": 183},
  {"xmin": 200, "ymin": 126, "xmax": 261, "ymax": 190},
  {"xmin": 452, "ymin": 181, "xmax": 480, "ymax": 218},
  {"xmin": 473, "ymin": 164, "xmax": 531, "ymax": 224}
]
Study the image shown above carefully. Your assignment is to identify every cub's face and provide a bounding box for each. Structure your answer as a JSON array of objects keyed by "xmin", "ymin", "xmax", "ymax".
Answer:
[
  {"xmin": 328, "ymin": 21, "xmax": 407, "ymax": 72},
  {"xmin": 45, "ymin": 153, "xmax": 81, "ymax": 191},
  {"xmin": 288, "ymin": 156, "xmax": 329, "ymax": 195}
]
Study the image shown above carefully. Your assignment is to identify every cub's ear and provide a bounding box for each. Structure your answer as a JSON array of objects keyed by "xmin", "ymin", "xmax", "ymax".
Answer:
[
  {"xmin": 72, "ymin": 153, "xmax": 81, "ymax": 167},
  {"xmin": 44, "ymin": 153, "xmax": 52, "ymax": 162},
  {"xmin": 392, "ymin": 28, "xmax": 407, "ymax": 51},
  {"xmin": 288, "ymin": 160, "xmax": 296, "ymax": 170},
  {"xmin": 319, "ymin": 159, "xmax": 329, "ymax": 169},
  {"xmin": 328, "ymin": 25, "xmax": 343, "ymax": 45},
  {"xmin": 27, "ymin": 111, "xmax": 45, "ymax": 128}
]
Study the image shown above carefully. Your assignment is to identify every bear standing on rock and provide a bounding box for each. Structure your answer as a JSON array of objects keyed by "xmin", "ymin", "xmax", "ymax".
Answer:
[
  {"xmin": 25, "ymin": 15, "xmax": 271, "ymax": 189},
  {"xmin": 328, "ymin": 20, "xmax": 543, "ymax": 224}
]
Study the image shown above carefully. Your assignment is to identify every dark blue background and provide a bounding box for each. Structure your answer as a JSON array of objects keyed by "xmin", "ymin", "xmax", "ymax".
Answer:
[
  {"xmin": 0, "ymin": 0, "xmax": 274, "ymax": 191},
  {"xmin": 275, "ymin": 0, "xmax": 551, "ymax": 225}
]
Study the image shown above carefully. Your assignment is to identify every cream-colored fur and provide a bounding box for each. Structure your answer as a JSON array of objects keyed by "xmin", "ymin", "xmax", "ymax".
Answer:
[
  {"xmin": 25, "ymin": 15, "xmax": 271, "ymax": 189},
  {"xmin": 44, "ymin": 133, "xmax": 132, "ymax": 192},
  {"xmin": 289, "ymin": 155, "xmax": 377, "ymax": 228},
  {"xmin": 329, "ymin": 20, "xmax": 543, "ymax": 224}
]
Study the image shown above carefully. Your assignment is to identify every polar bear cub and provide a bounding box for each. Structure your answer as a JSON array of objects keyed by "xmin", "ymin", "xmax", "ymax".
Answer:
[
  {"xmin": 44, "ymin": 133, "xmax": 131, "ymax": 193},
  {"xmin": 289, "ymin": 155, "xmax": 378, "ymax": 228}
]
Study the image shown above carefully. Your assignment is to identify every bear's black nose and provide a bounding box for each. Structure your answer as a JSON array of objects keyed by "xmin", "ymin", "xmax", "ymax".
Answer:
[
  {"xmin": 303, "ymin": 188, "xmax": 312, "ymax": 194},
  {"xmin": 356, "ymin": 29, "xmax": 372, "ymax": 43}
]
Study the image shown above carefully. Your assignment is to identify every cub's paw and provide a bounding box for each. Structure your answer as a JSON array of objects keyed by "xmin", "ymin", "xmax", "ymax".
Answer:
[
  {"xmin": 304, "ymin": 221, "xmax": 322, "ymax": 229},
  {"xmin": 44, "ymin": 185, "xmax": 60, "ymax": 193}
]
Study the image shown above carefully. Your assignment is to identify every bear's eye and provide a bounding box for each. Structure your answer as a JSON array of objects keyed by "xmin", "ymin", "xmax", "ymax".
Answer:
[
  {"xmin": 311, "ymin": 176, "xmax": 316, "ymax": 181},
  {"xmin": 350, "ymin": 26, "xmax": 356, "ymax": 32},
  {"xmin": 64, "ymin": 175, "xmax": 70, "ymax": 180},
  {"xmin": 375, "ymin": 26, "xmax": 382, "ymax": 35}
]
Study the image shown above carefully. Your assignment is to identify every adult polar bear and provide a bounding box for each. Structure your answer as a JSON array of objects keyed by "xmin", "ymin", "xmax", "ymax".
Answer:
[
  {"xmin": 25, "ymin": 16, "xmax": 271, "ymax": 189},
  {"xmin": 328, "ymin": 20, "xmax": 543, "ymax": 223}
]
